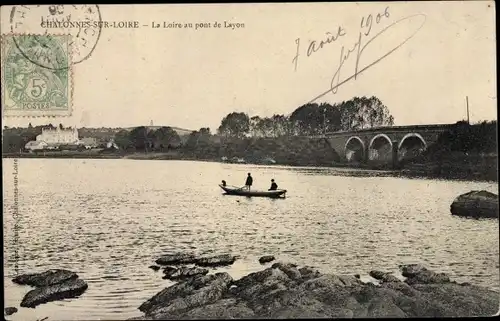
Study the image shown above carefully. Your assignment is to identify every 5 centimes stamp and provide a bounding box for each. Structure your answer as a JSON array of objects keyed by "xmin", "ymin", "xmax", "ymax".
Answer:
[
  {"xmin": 10, "ymin": 5, "xmax": 102, "ymax": 68},
  {"xmin": 1, "ymin": 34, "xmax": 73, "ymax": 117}
]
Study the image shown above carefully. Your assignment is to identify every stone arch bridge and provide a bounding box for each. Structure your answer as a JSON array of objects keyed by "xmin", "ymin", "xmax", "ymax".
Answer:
[{"xmin": 318, "ymin": 124, "xmax": 454, "ymax": 166}]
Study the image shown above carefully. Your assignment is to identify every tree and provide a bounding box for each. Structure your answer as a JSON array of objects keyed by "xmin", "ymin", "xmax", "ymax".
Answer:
[
  {"xmin": 151, "ymin": 127, "xmax": 181, "ymax": 150},
  {"xmin": 287, "ymin": 96, "xmax": 393, "ymax": 135},
  {"xmin": 289, "ymin": 103, "xmax": 325, "ymax": 135},
  {"xmin": 338, "ymin": 96, "xmax": 394, "ymax": 131},
  {"xmin": 185, "ymin": 127, "xmax": 212, "ymax": 149},
  {"xmin": 114, "ymin": 129, "xmax": 134, "ymax": 150},
  {"xmin": 256, "ymin": 117, "xmax": 274, "ymax": 137},
  {"xmin": 307, "ymin": 102, "xmax": 344, "ymax": 134},
  {"xmin": 250, "ymin": 116, "xmax": 262, "ymax": 137},
  {"xmin": 270, "ymin": 114, "xmax": 291, "ymax": 137},
  {"xmin": 128, "ymin": 126, "xmax": 153, "ymax": 151},
  {"xmin": 217, "ymin": 112, "xmax": 250, "ymax": 138}
]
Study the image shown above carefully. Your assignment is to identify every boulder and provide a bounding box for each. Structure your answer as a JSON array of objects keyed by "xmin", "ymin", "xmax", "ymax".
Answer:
[
  {"xmin": 450, "ymin": 190, "xmax": 498, "ymax": 219},
  {"xmin": 232, "ymin": 266, "xmax": 294, "ymax": 303},
  {"xmin": 195, "ymin": 254, "xmax": 237, "ymax": 267},
  {"xmin": 259, "ymin": 255, "xmax": 275, "ymax": 264},
  {"xmin": 162, "ymin": 266, "xmax": 209, "ymax": 280},
  {"xmin": 271, "ymin": 262, "xmax": 302, "ymax": 280},
  {"xmin": 4, "ymin": 307, "xmax": 18, "ymax": 316},
  {"xmin": 148, "ymin": 265, "xmax": 161, "ymax": 271},
  {"xmin": 298, "ymin": 266, "xmax": 322, "ymax": 280},
  {"xmin": 139, "ymin": 272, "xmax": 233, "ymax": 318},
  {"xmin": 180, "ymin": 298, "xmax": 255, "ymax": 319},
  {"xmin": 370, "ymin": 270, "xmax": 402, "ymax": 283},
  {"xmin": 20, "ymin": 278, "xmax": 88, "ymax": 308},
  {"xmin": 399, "ymin": 264, "xmax": 450, "ymax": 285},
  {"xmin": 12, "ymin": 269, "xmax": 78, "ymax": 287},
  {"xmin": 155, "ymin": 253, "xmax": 198, "ymax": 265}
]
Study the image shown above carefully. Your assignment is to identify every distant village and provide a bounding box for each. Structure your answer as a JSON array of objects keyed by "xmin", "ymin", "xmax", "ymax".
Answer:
[
  {"xmin": 12, "ymin": 120, "xmax": 195, "ymax": 153},
  {"xmin": 24, "ymin": 127, "xmax": 118, "ymax": 152}
]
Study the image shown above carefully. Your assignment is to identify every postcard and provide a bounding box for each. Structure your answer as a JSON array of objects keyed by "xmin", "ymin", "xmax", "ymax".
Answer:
[{"xmin": 2, "ymin": 2, "xmax": 498, "ymax": 320}]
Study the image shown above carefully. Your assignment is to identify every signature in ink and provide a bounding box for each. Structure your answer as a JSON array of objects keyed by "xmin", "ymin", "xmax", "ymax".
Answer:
[{"xmin": 293, "ymin": 7, "xmax": 427, "ymax": 103}]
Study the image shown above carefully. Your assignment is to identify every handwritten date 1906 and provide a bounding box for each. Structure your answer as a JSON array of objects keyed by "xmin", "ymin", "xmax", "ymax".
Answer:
[
  {"xmin": 292, "ymin": 7, "xmax": 390, "ymax": 72},
  {"xmin": 292, "ymin": 6, "xmax": 427, "ymax": 103}
]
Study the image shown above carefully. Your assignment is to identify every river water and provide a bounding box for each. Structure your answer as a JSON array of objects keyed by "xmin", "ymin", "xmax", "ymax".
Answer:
[{"xmin": 3, "ymin": 158, "xmax": 499, "ymax": 320}]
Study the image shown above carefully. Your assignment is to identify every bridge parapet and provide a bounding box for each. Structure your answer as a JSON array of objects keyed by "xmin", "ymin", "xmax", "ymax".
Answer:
[{"xmin": 324, "ymin": 123, "xmax": 454, "ymax": 137}]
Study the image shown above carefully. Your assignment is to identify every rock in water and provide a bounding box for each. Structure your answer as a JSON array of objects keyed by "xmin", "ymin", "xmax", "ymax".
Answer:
[
  {"xmin": 195, "ymin": 254, "xmax": 237, "ymax": 267},
  {"xmin": 259, "ymin": 255, "xmax": 275, "ymax": 264},
  {"xmin": 450, "ymin": 190, "xmax": 498, "ymax": 219},
  {"xmin": 20, "ymin": 278, "xmax": 88, "ymax": 308},
  {"xmin": 4, "ymin": 307, "xmax": 18, "ymax": 316},
  {"xmin": 155, "ymin": 253, "xmax": 198, "ymax": 265},
  {"xmin": 162, "ymin": 266, "xmax": 209, "ymax": 280},
  {"xmin": 399, "ymin": 264, "xmax": 450, "ymax": 285},
  {"xmin": 149, "ymin": 265, "xmax": 161, "ymax": 271},
  {"xmin": 369, "ymin": 270, "xmax": 401, "ymax": 283},
  {"xmin": 12, "ymin": 269, "xmax": 78, "ymax": 287}
]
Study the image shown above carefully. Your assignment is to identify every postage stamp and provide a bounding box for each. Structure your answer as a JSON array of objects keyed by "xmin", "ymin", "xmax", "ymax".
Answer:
[{"xmin": 1, "ymin": 34, "xmax": 73, "ymax": 117}]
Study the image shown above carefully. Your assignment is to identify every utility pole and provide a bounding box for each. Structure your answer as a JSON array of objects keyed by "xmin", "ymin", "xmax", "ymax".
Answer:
[
  {"xmin": 323, "ymin": 107, "xmax": 327, "ymax": 137},
  {"xmin": 466, "ymin": 96, "xmax": 470, "ymax": 124}
]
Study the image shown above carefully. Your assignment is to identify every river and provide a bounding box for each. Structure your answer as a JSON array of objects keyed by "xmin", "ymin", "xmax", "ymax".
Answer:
[{"xmin": 3, "ymin": 158, "xmax": 499, "ymax": 320}]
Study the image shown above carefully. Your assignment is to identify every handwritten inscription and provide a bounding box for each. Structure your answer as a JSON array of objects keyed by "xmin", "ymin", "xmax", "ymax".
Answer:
[{"xmin": 292, "ymin": 7, "xmax": 427, "ymax": 102}]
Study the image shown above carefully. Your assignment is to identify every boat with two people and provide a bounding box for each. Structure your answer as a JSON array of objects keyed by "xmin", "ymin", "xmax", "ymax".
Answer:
[{"xmin": 219, "ymin": 177, "xmax": 286, "ymax": 198}]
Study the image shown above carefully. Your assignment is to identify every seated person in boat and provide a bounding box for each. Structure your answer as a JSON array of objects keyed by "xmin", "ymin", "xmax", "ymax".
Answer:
[
  {"xmin": 268, "ymin": 179, "xmax": 278, "ymax": 191},
  {"xmin": 221, "ymin": 180, "xmax": 227, "ymax": 187},
  {"xmin": 245, "ymin": 173, "xmax": 253, "ymax": 190}
]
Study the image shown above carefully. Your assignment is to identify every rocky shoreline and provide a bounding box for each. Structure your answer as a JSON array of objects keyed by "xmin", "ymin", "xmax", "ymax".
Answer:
[
  {"xmin": 131, "ymin": 253, "xmax": 499, "ymax": 319},
  {"xmin": 7, "ymin": 254, "xmax": 499, "ymax": 319}
]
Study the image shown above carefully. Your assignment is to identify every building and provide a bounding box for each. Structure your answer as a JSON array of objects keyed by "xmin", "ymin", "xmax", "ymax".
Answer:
[
  {"xmin": 24, "ymin": 127, "xmax": 79, "ymax": 151},
  {"xmin": 106, "ymin": 138, "xmax": 119, "ymax": 149},
  {"xmin": 25, "ymin": 141, "xmax": 48, "ymax": 151},
  {"xmin": 78, "ymin": 137, "xmax": 98, "ymax": 149},
  {"xmin": 36, "ymin": 127, "xmax": 79, "ymax": 145}
]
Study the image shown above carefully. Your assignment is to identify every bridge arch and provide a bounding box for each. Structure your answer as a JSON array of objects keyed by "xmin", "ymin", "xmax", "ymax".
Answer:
[
  {"xmin": 398, "ymin": 133, "xmax": 427, "ymax": 150},
  {"xmin": 368, "ymin": 134, "xmax": 393, "ymax": 162},
  {"xmin": 368, "ymin": 133, "xmax": 393, "ymax": 150},
  {"xmin": 344, "ymin": 136, "xmax": 365, "ymax": 162},
  {"xmin": 398, "ymin": 133, "xmax": 427, "ymax": 160}
]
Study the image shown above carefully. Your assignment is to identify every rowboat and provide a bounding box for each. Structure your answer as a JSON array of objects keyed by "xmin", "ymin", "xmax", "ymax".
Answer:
[{"xmin": 219, "ymin": 184, "xmax": 287, "ymax": 198}]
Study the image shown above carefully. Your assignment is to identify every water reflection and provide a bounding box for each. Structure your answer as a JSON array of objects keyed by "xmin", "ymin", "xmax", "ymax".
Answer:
[{"xmin": 2, "ymin": 158, "xmax": 499, "ymax": 320}]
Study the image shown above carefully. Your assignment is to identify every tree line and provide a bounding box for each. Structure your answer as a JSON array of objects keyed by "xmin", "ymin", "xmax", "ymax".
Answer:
[
  {"xmin": 3, "ymin": 96, "xmax": 394, "ymax": 153},
  {"xmin": 217, "ymin": 96, "xmax": 394, "ymax": 138}
]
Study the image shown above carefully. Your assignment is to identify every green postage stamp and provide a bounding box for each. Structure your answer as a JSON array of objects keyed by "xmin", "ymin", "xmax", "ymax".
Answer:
[{"xmin": 1, "ymin": 34, "xmax": 73, "ymax": 117}]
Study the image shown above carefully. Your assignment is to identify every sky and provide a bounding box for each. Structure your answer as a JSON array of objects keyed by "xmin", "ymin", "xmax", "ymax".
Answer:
[{"xmin": 1, "ymin": 2, "xmax": 497, "ymax": 131}]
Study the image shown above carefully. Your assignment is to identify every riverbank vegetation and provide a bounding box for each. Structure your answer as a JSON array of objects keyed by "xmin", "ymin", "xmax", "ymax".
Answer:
[
  {"xmin": 2, "ymin": 97, "xmax": 496, "ymax": 181},
  {"xmin": 399, "ymin": 120, "xmax": 497, "ymax": 181}
]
